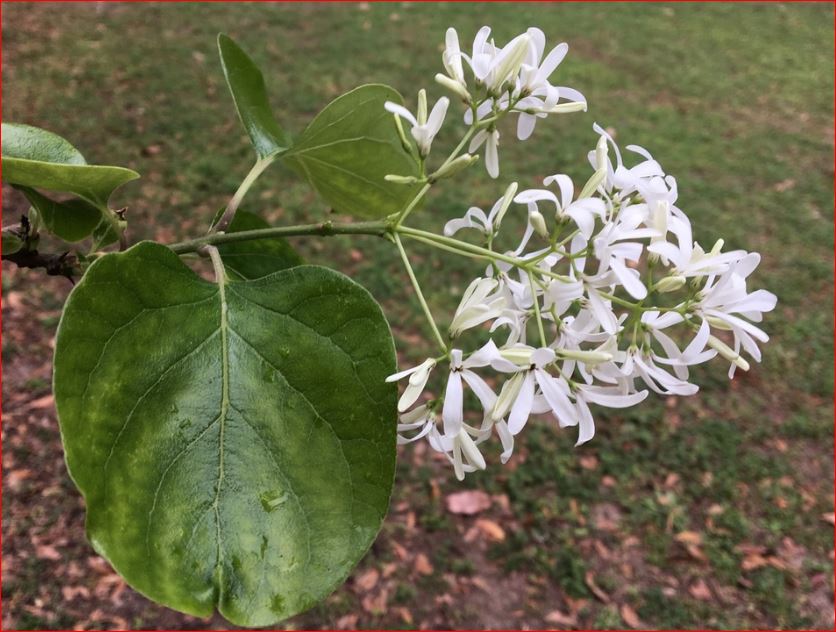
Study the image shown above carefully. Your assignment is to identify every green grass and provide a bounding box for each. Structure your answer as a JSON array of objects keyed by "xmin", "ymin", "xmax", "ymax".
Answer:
[{"xmin": 2, "ymin": 2, "xmax": 833, "ymax": 629}]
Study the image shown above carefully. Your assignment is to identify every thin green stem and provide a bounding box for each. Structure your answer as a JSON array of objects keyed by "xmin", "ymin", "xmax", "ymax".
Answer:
[
  {"xmin": 397, "ymin": 225, "xmax": 572, "ymax": 282},
  {"xmin": 528, "ymin": 269, "xmax": 548, "ymax": 347},
  {"xmin": 392, "ymin": 233, "xmax": 448, "ymax": 353},
  {"xmin": 169, "ymin": 220, "xmax": 388, "ymax": 254},
  {"xmin": 213, "ymin": 156, "xmax": 275, "ymax": 233}
]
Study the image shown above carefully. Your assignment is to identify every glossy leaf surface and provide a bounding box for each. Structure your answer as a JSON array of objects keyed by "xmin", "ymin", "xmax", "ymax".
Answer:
[
  {"xmin": 1, "ymin": 122, "xmax": 139, "ymax": 206},
  {"xmin": 54, "ymin": 241, "xmax": 397, "ymax": 626},
  {"xmin": 282, "ymin": 84, "xmax": 421, "ymax": 219},
  {"xmin": 18, "ymin": 186, "xmax": 101, "ymax": 243},
  {"xmin": 218, "ymin": 34, "xmax": 290, "ymax": 159}
]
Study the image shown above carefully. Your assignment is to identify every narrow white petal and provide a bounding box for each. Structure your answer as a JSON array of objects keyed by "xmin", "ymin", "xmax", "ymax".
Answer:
[
  {"xmin": 442, "ymin": 371, "xmax": 464, "ymax": 436},
  {"xmin": 507, "ymin": 372, "xmax": 535, "ymax": 434},
  {"xmin": 384, "ymin": 101, "xmax": 417, "ymax": 126}
]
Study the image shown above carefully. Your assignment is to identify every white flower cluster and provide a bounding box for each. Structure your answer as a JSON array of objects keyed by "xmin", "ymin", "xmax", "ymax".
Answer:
[
  {"xmin": 389, "ymin": 123, "xmax": 777, "ymax": 481},
  {"xmin": 385, "ymin": 25, "xmax": 586, "ymax": 178}
]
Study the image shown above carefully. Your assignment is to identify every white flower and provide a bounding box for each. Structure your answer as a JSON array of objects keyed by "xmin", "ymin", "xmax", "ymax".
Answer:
[
  {"xmin": 641, "ymin": 313, "xmax": 717, "ymax": 380},
  {"xmin": 468, "ymin": 28, "xmax": 531, "ymax": 93},
  {"xmin": 442, "ymin": 345, "xmax": 499, "ymax": 437},
  {"xmin": 444, "ymin": 182, "xmax": 517, "ymax": 236},
  {"xmin": 693, "ymin": 253, "xmax": 777, "ymax": 376},
  {"xmin": 385, "ymin": 90, "xmax": 449, "ymax": 157},
  {"xmin": 591, "ymin": 209, "xmax": 659, "ymax": 300},
  {"xmin": 515, "ymin": 175, "xmax": 606, "ymax": 239},
  {"xmin": 396, "ymin": 405, "xmax": 436, "ymax": 445},
  {"xmin": 441, "ymin": 28, "xmax": 466, "ymax": 89},
  {"xmin": 386, "ymin": 358, "xmax": 437, "ymax": 412},
  {"xmin": 488, "ymin": 345, "xmax": 578, "ymax": 435},
  {"xmin": 449, "ymin": 276, "xmax": 507, "ymax": 337},
  {"xmin": 648, "ymin": 221, "xmax": 745, "ymax": 278},
  {"xmin": 469, "ymin": 128, "xmax": 501, "ymax": 178},
  {"xmin": 428, "ymin": 424, "xmax": 488, "ymax": 481},
  {"xmin": 569, "ymin": 385, "xmax": 648, "ymax": 445}
]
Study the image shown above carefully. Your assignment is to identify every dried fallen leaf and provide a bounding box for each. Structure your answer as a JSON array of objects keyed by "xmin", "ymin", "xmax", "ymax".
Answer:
[
  {"xmin": 414, "ymin": 552, "xmax": 434, "ymax": 575},
  {"xmin": 685, "ymin": 544, "xmax": 708, "ymax": 562},
  {"xmin": 742, "ymin": 554, "xmax": 769, "ymax": 571},
  {"xmin": 620, "ymin": 604, "xmax": 642, "ymax": 628},
  {"xmin": 584, "ymin": 571, "xmax": 610, "ymax": 603},
  {"xmin": 361, "ymin": 588, "xmax": 389, "ymax": 614},
  {"xmin": 545, "ymin": 609, "xmax": 577, "ymax": 626},
  {"xmin": 821, "ymin": 512, "xmax": 835, "ymax": 525},
  {"xmin": 445, "ymin": 490, "xmax": 492, "ymax": 515},
  {"xmin": 354, "ymin": 568, "xmax": 379, "ymax": 592},
  {"xmin": 674, "ymin": 530, "xmax": 703, "ymax": 546},
  {"xmin": 28, "ymin": 394, "xmax": 55, "ymax": 410},
  {"xmin": 391, "ymin": 541, "xmax": 409, "ymax": 561},
  {"xmin": 689, "ymin": 578, "xmax": 712, "ymax": 600},
  {"xmin": 61, "ymin": 585, "xmax": 90, "ymax": 601},
  {"xmin": 336, "ymin": 614, "xmax": 358, "ymax": 629},
  {"xmin": 35, "ymin": 544, "xmax": 61, "ymax": 561},
  {"xmin": 474, "ymin": 518, "xmax": 505, "ymax": 542},
  {"xmin": 395, "ymin": 607, "xmax": 413, "ymax": 624},
  {"xmin": 579, "ymin": 455, "xmax": 598, "ymax": 470}
]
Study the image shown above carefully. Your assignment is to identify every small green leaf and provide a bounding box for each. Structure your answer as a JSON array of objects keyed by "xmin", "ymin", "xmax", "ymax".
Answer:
[
  {"xmin": 1, "ymin": 122, "xmax": 139, "ymax": 206},
  {"xmin": 215, "ymin": 210, "xmax": 303, "ymax": 280},
  {"xmin": 218, "ymin": 34, "xmax": 290, "ymax": 159},
  {"xmin": 282, "ymin": 84, "xmax": 422, "ymax": 219},
  {"xmin": 54, "ymin": 241, "xmax": 396, "ymax": 626},
  {"xmin": 17, "ymin": 187, "xmax": 101, "ymax": 243}
]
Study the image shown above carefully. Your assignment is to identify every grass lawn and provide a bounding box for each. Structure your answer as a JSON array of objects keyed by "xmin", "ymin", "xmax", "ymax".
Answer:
[{"xmin": 1, "ymin": 2, "xmax": 833, "ymax": 629}]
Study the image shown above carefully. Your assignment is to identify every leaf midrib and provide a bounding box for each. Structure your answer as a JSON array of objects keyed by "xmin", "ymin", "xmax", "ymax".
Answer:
[{"xmin": 212, "ymin": 277, "xmax": 230, "ymax": 596}]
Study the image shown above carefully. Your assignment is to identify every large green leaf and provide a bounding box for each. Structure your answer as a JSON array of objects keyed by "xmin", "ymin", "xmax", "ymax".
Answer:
[
  {"xmin": 18, "ymin": 186, "xmax": 101, "ymax": 243},
  {"xmin": 282, "ymin": 84, "xmax": 421, "ymax": 219},
  {"xmin": 218, "ymin": 34, "xmax": 290, "ymax": 160},
  {"xmin": 1, "ymin": 122, "xmax": 139, "ymax": 206},
  {"xmin": 216, "ymin": 210, "xmax": 303, "ymax": 280},
  {"xmin": 53, "ymin": 241, "xmax": 397, "ymax": 626}
]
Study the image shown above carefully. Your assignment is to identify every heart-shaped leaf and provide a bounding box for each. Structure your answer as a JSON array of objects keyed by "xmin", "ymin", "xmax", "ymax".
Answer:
[
  {"xmin": 216, "ymin": 210, "xmax": 303, "ymax": 280},
  {"xmin": 53, "ymin": 241, "xmax": 396, "ymax": 626},
  {"xmin": 218, "ymin": 34, "xmax": 290, "ymax": 160},
  {"xmin": 18, "ymin": 186, "xmax": 102, "ymax": 243},
  {"xmin": 282, "ymin": 84, "xmax": 421, "ymax": 219},
  {"xmin": 2, "ymin": 122, "xmax": 139, "ymax": 207}
]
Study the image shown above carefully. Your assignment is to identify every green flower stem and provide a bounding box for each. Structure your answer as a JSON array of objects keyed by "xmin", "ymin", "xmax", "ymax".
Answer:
[
  {"xmin": 212, "ymin": 155, "xmax": 276, "ymax": 233},
  {"xmin": 392, "ymin": 232, "xmax": 448, "ymax": 353},
  {"xmin": 396, "ymin": 225, "xmax": 573, "ymax": 282},
  {"xmin": 528, "ymin": 269, "xmax": 548, "ymax": 347},
  {"xmin": 169, "ymin": 220, "xmax": 388, "ymax": 254}
]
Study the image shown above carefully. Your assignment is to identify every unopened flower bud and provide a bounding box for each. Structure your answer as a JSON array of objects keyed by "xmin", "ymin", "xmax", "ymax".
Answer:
[
  {"xmin": 499, "ymin": 347, "xmax": 534, "ymax": 366},
  {"xmin": 429, "ymin": 153, "xmax": 479, "ymax": 182},
  {"xmin": 579, "ymin": 168, "xmax": 606, "ymax": 199},
  {"xmin": 417, "ymin": 89, "xmax": 428, "ymax": 126},
  {"xmin": 557, "ymin": 348, "xmax": 613, "ymax": 364},
  {"xmin": 707, "ymin": 335, "xmax": 750, "ymax": 371},
  {"xmin": 385, "ymin": 174, "xmax": 420, "ymax": 184},
  {"xmin": 704, "ymin": 315, "xmax": 732, "ymax": 331},
  {"xmin": 595, "ymin": 134, "xmax": 608, "ymax": 170},
  {"xmin": 550, "ymin": 101, "xmax": 587, "ymax": 114},
  {"xmin": 492, "ymin": 372, "xmax": 525, "ymax": 420},
  {"xmin": 654, "ymin": 275, "xmax": 686, "ymax": 293},
  {"xmin": 458, "ymin": 430, "xmax": 486, "ymax": 470},
  {"xmin": 490, "ymin": 33, "xmax": 531, "ymax": 92},
  {"xmin": 494, "ymin": 182, "xmax": 518, "ymax": 228},
  {"xmin": 529, "ymin": 209, "xmax": 549, "ymax": 239},
  {"xmin": 434, "ymin": 73, "xmax": 470, "ymax": 102}
]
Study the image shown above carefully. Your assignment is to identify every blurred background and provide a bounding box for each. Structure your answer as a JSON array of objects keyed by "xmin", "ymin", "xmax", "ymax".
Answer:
[{"xmin": 1, "ymin": 2, "xmax": 833, "ymax": 629}]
